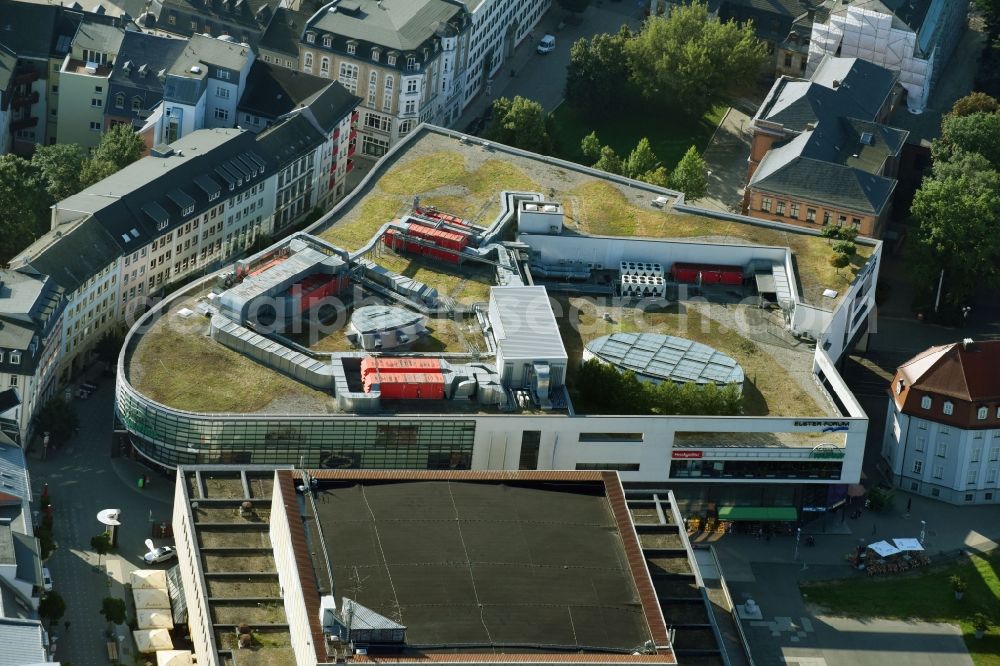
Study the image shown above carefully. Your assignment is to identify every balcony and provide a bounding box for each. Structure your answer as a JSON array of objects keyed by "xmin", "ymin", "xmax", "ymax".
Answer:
[
  {"xmin": 12, "ymin": 91, "xmax": 39, "ymax": 110},
  {"xmin": 350, "ymin": 109, "xmax": 360, "ymax": 122},
  {"xmin": 11, "ymin": 116, "xmax": 39, "ymax": 131},
  {"xmin": 348, "ymin": 128, "xmax": 357, "ymax": 141},
  {"xmin": 332, "ymin": 127, "xmax": 340, "ymax": 140}
]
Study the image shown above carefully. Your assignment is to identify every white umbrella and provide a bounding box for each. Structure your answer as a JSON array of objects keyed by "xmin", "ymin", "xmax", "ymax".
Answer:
[
  {"xmin": 156, "ymin": 650, "xmax": 194, "ymax": 666},
  {"xmin": 868, "ymin": 540, "xmax": 902, "ymax": 557},
  {"xmin": 137, "ymin": 609, "xmax": 175, "ymax": 630},
  {"xmin": 133, "ymin": 588, "xmax": 171, "ymax": 610},
  {"xmin": 893, "ymin": 537, "xmax": 925, "ymax": 552},
  {"xmin": 130, "ymin": 569, "xmax": 168, "ymax": 590},
  {"xmin": 133, "ymin": 628, "xmax": 173, "ymax": 653}
]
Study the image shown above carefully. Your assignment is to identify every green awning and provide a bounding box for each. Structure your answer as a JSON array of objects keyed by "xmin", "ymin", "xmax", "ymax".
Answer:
[{"xmin": 717, "ymin": 506, "xmax": 798, "ymax": 522}]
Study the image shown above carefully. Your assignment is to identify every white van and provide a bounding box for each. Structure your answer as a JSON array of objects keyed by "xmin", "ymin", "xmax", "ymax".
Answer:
[{"xmin": 537, "ymin": 34, "xmax": 556, "ymax": 54}]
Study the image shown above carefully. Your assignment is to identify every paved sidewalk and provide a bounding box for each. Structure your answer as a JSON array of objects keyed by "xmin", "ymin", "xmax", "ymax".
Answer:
[
  {"xmin": 699, "ymin": 106, "xmax": 752, "ymax": 213},
  {"xmin": 29, "ymin": 380, "xmax": 173, "ymax": 665}
]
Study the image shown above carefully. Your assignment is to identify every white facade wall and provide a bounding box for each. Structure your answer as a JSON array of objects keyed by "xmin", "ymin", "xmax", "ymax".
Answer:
[
  {"xmin": 60, "ymin": 259, "xmax": 120, "ymax": 372},
  {"xmin": 269, "ymin": 480, "xmax": 316, "ymax": 666},
  {"xmin": 172, "ymin": 475, "xmax": 216, "ymax": 666}
]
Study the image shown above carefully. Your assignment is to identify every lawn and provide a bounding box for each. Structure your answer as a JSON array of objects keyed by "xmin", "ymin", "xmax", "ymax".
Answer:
[
  {"xmin": 549, "ymin": 101, "xmax": 728, "ymax": 170},
  {"xmin": 801, "ymin": 553, "xmax": 1000, "ymax": 666}
]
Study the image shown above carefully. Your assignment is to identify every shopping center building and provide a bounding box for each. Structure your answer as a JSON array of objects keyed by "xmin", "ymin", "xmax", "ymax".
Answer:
[{"xmin": 117, "ymin": 126, "xmax": 882, "ymax": 514}]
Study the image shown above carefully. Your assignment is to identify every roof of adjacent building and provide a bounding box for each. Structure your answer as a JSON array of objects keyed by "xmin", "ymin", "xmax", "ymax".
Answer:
[
  {"xmin": 892, "ymin": 341, "xmax": 1000, "ymax": 429},
  {"xmin": 258, "ymin": 7, "xmax": 305, "ymax": 57},
  {"xmin": 306, "ymin": 0, "xmax": 465, "ymax": 52},
  {"xmin": 717, "ymin": 0, "xmax": 814, "ymax": 43},
  {"xmin": 0, "ymin": 271, "xmax": 65, "ymax": 357},
  {"xmin": 301, "ymin": 471, "xmax": 670, "ymax": 658},
  {"xmin": 70, "ymin": 18, "xmax": 125, "ymax": 56},
  {"xmin": 351, "ymin": 305, "xmax": 424, "ymax": 334},
  {"xmin": 167, "ymin": 32, "xmax": 251, "ymax": 78},
  {"xmin": 489, "ymin": 286, "xmax": 567, "ymax": 363},
  {"xmin": 821, "ymin": 0, "xmax": 933, "ymax": 34},
  {"xmin": 237, "ymin": 60, "xmax": 330, "ymax": 120},
  {"xmin": 0, "ymin": 618, "xmax": 46, "ymax": 666},
  {"xmin": 13, "ymin": 214, "xmax": 125, "ymax": 295},
  {"xmin": 0, "ymin": 0, "xmax": 62, "ymax": 60},
  {"xmin": 109, "ymin": 31, "xmax": 189, "ymax": 93}
]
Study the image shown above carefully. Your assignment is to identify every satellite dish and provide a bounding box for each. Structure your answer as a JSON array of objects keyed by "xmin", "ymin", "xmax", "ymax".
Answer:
[
  {"xmin": 97, "ymin": 509, "xmax": 122, "ymax": 526},
  {"xmin": 144, "ymin": 538, "xmax": 155, "ymax": 552}
]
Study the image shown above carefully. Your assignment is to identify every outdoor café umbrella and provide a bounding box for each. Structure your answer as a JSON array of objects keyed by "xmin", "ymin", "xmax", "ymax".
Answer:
[
  {"xmin": 133, "ymin": 628, "xmax": 173, "ymax": 653},
  {"xmin": 156, "ymin": 650, "xmax": 194, "ymax": 666},
  {"xmin": 893, "ymin": 537, "xmax": 925, "ymax": 552},
  {"xmin": 133, "ymin": 588, "xmax": 171, "ymax": 610},
  {"xmin": 137, "ymin": 609, "xmax": 175, "ymax": 630},
  {"xmin": 868, "ymin": 540, "xmax": 902, "ymax": 557},
  {"xmin": 130, "ymin": 569, "xmax": 168, "ymax": 590}
]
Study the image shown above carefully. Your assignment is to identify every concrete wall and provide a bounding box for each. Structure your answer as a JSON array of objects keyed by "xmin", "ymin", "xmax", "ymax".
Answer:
[
  {"xmin": 269, "ymin": 474, "xmax": 316, "ymax": 666},
  {"xmin": 172, "ymin": 474, "xmax": 218, "ymax": 666}
]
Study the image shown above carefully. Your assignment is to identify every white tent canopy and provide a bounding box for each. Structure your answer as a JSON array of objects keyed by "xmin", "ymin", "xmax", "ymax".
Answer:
[
  {"xmin": 133, "ymin": 628, "xmax": 173, "ymax": 653},
  {"xmin": 137, "ymin": 609, "xmax": 175, "ymax": 630},
  {"xmin": 868, "ymin": 540, "xmax": 902, "ymax": 557},
  {"xmin": 130, "ymin": 569, "xmax": 168, "ymax": 590},
  {"xmin": 133, "ymin": 588, "xmax": 171, "ymax": 610},
  {"xmin": 893, "ymin": 538, "xmax": 925, "ymax": 552},
  {"xmin": 156, "ymin": 650, "xmax": 194, "ymax": 666}
]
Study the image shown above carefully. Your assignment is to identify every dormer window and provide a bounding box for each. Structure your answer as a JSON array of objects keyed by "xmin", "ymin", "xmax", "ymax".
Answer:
[
  {"xmin": 182, "ymin": 204, "xmax": 194, "ymax": 216},
  {"xmin": 406, "ymin": 55, "xmax": 416, "ymax": 71},
  {"xmin": 347, "ymin": 41, "xmax": 357, "ymax": 55},
  {"xmin": 115, "ymin": 93, "xmax": 125, "ymax": 109},
  {"xmin": 978, "ymin": 407, "xmax": 989, "ymax": 420},
  {"xmin": 895, "ymin": 379, "xmax": 904, "ymax": 395},
  {"xmin": 323, "ymin": 35, "xmax": 332, "ymax": 48},
  {"xmin": 371, "ymin": 47, "xmax": 380, "ymax": 62},
  {"xmin": 387, "ymin": 53, "xmax": 397, "ymax": 66},
  {"xmin": 921, "ymin": 396, "xmax": 932, "ymax": 409},
  {"xmin": 306, "ymin": 32, "xmax": 316, "ymax": 44},
  {"xmin": 943, "ymin": 401, "xmax": 954, "ymax": 415},
  {"xmin": 9, "ymin": 352, "xmax": 20, "ymax": 365}
]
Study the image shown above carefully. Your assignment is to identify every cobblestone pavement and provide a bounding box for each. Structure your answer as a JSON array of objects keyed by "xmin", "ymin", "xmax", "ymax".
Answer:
[
  {"xmin": 698, "ymin": 107, "xmax": 752, "ymax": 213},
  {"xmin": 29, "ymin": 379, "xmax": 173, "ymax": 665}
]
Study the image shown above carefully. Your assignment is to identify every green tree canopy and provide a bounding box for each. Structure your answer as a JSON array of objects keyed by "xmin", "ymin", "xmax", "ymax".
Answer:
[
  {"xmin": 947, "ymin": 91, "xmax": 1000, "ymax": 118},
  {"xmin": 91, "ymin": 533, "xmax": 112, "ymax": 565},
  {"xmin": 911, "ymin": 154, "xmax": 1000, "ymax": 305},
  {"xmin": 935, "ymin": 111, "xmax": 1000, "ymax": 168},
  {"xmin": 80, "ymin": 123, "xmax": 145, "ymax": 188},
  {"xmin": 624, "ymin": 1, "xmax": 767, "ymax": 114},
  {"xmin": 670, "ymin": 146, "xmax": 708, "ymax": 200},
  {"xmin": 39, "ymin": 592, "xmax": 67, "ymax": 624},
  {"xmin": 593, "ymin": 145, "xmax": 623, "ymax": 175},
  {"xmin": 486, "ymin": 96, "xmax": 552, "ymax": 153},
  {"xmin": 565, "ymin": 27, "xmax": 632, "ymax": 117},
  {"xmin": 0, "ymin": 155, "xmax": 51, "ymax": 265},
  {"xmin": 31, "ymin": 143, "xmax": 87, "ymax": 201},
  {"xmin": 580, "ymin": 131, "xmax": 602, "ymax": 162},
  {"xmin": 100, "ymin": 597, "xmax": 127, "ymax": 626},
  {"xmin": 625, "ymin": 137, "xmax": 660, "ymax": 179},
  {"xmin": 35, "ymin": 397, "xmax": 79, "ymax": 446}
]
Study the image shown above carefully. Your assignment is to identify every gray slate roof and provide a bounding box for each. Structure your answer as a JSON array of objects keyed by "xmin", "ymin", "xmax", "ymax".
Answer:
[
  {"xmin": 237, "ymin": 60, "xmax": 330, "ymax": 120},
  {"xmin": 71, "ymin": 18, "xmax": 125, "ymax": 57},
  {"xmin": 259, "ymin": 7, "xmax": 304, "ymax": 57},
  {"xmin": 107, "ymin": 31, "xmax": 189, "ymax": 121},
  {"xmin": 0, "ymin": 271, "xmax": 65, "ymax": 364},
  {"xmin": 307, "ymin": 0, "xmax": 463, "ymax": 52}
]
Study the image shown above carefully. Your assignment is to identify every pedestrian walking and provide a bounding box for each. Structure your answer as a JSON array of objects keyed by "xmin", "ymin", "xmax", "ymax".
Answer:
[{"xmin": 906, "ymin": 497, "xmax": 912, "ymax": 514}]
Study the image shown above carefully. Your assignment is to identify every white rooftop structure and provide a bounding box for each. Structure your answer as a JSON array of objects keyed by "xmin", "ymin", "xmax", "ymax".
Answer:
[
  {"xmin": 488, "ymin": 286, "xmax": 567, "ymax": 392},
  {"xmin": 584, "ymin": 333, "xmax": 745, "ymax": 388}
]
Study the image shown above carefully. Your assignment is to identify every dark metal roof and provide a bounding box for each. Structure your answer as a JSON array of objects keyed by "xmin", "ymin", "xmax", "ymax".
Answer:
[{"xmin": 237, "ymin": 60, "xmax": 329, "ymax": 120}]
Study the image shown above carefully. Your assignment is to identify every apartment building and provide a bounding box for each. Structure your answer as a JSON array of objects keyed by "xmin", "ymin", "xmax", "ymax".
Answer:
[
  {"xmin": 236, "ymin": 60, "xmax": 329, "ymax": 131},
  {"xmin": 104, "ymin": 31, "xmax": 189, "ymax": 136},
  {"xmin": 0, "ymin": 271, "xmax": 64, "ymax": 445},
  {"xmin": 883, "ymin": 340, "xmax": 1000, "ymax": 505},
  {"xmin": 56, "ymin": 18, "xmax": 127, "ymax": 149},
  {"xmin": 459, "ymin": 0, "xmax": 550, "ymax": 106},
  {"xmin": 292, "ymin": 0, "xmax": 471, "ymax": 157},
  {"xmin": 807, "ymin": 0, "xmax": 969, "ymax": 113},
  {"xmin": 146, "ymin": 0, "xmax": 288, "ymax": 48},
  {"xmin": 744, "ymin": 56, "xmax": 908, "ymax": 238},
  {"xmin": 8, "ymin": 83, "xmax": 357, "ymax": 378}
]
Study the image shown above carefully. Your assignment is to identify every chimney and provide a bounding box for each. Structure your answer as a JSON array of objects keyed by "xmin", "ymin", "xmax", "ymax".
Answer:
[
  {"xmin": 962, "ymin": 338, "xmax": 975, "ymax": 350},
  {"xmin": 832, "ymin": 79, "xmax": 841, "ymax": 88}
]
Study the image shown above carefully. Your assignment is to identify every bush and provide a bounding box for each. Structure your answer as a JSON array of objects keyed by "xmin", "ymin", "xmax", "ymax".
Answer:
[{"xmin": 950, "ymin": 575, "xmax": 968, "ymax": 593}]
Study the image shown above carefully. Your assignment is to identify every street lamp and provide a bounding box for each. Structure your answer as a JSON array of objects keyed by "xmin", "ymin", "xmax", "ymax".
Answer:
[
  {"xmin": 794, "ymin": 527, "xmax": 801, "ymax": 561},
  {"xmin": 919, "ymin": 520, "xmax": 926, "ymax": 546}
]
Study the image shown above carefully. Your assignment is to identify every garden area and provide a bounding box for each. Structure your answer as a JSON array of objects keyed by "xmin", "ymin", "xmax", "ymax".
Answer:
[{"xmin": 801, "ymin": 552, "xmax": 1000, "ymax": 666}]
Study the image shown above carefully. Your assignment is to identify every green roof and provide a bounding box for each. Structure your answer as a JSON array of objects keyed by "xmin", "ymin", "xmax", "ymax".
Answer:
[{"xmin": 717, "ymin": 506, "xmax": 798, "ymax": 521}]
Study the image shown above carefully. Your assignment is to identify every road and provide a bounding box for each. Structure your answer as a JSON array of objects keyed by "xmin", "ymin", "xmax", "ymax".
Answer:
[{"xmin": 29, "ymin": 379, "xmax": 174, "ymax": 665}]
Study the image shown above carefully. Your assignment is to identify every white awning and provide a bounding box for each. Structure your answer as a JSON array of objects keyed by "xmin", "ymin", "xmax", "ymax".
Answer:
[
  {"xmin": 868, "ymin": 540, "xmax": 901, "ymax": 557},
  {"xmin": 130, "ymin": 569, "xmax": 168, "ymax": 590},
  {"xmin": 893, "ymin": 538, "xmax": 924, "ymax": 552},
  {"xmin": 133, "ymin": 588, "xmax": 171, "ymax": 610},
  {"xmin": 156, "ymin": 651, "xmax": 194, "ymax": 666},
  {"xmin": 137, "ymin": 609, "xmax": 174, "ymax": 630},
  {"xmin": 133, "ymin": 628, "xmax": 173, "ymax": 653}
]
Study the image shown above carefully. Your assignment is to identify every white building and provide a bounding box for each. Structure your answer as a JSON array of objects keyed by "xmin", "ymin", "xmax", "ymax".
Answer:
[
  {"xmin": 807, "ymin": 0, "xmax": 970, "ymax": 112},
  {"xmin": 882, "ymin": 340, "xmax": 1000, "ymax": 505}
]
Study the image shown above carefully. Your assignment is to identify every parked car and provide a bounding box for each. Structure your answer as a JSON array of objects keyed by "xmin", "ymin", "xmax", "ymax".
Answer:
[
  {"xmin": 42, "ymin": 568, "xmax": 53, "ymax": 592},
  {"xmin": 143, "ymin": 545, "xmax": 176, "ymax": 564},
  {"xmin": 537, "ymin": 34, "xmax": 556, "ymax": 54}
]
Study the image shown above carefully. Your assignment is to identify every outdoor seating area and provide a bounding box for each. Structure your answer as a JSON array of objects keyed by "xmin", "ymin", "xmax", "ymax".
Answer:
[{"xmin": 850, "ymin": 537, "xmax": 931, "ymax": 576}]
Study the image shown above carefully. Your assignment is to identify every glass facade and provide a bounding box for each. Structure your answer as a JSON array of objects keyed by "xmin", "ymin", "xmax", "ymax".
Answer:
[
  {"xmin": 118, "ymin": 380, "xmax": 475, "ymax": 469},
  {"xmin": 670, "ymin": 459, "xmax": 843, "ymax": 480}
]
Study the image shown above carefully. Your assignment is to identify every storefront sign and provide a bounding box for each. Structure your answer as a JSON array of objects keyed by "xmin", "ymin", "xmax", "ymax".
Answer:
[
  {"xmin": 794, "ymin": 420, "xmax": 850, "ymax": 432},
  {"xmin": 811, "ymin": 447, "xmax": 846, "ymax": 460},
  {"xmin": 672, "ymin": 450, "xmax": 703, "ymax": 459}
]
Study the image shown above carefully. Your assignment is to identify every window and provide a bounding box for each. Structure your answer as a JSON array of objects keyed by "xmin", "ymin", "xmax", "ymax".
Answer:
[
  {"xmin": 921, "ymin": 396, "xmax": 932, "ymax": 409},
  {"xmin": 969, "ymin": 469, "xmax": 979, "ymax": 484},
  {"xmin": 364, "ymin": 112, "xmax": 391, "ymax": 132},
  {"xmin": 852, "ymin": 217, "xmax": 861, "ymax": 229},
  {"xmin": 838, "ymin": 214, "xmax": 847, "ymax": 226},
  {"xmin": 9, "ymin": 352, "xmax": 20, "ymax": 365},
  {"xmin": 89, "ymin": 121, "xmax": 101, "ymax": 131},
  {"xmin": 992, "ymin": 447, "xmax": 1000, "ymax": 462},
  {"xmin": 320, "ymin": 57, "xmax": 330, "ymax": 76},
  {"xmin": 823, "ymin": 211, "xmax": 831, "ymax": 225},
  {"xmin": 190, "ymin": 20, "xmax": 198, "ymax": 30},
  {"xmin": 385, "ymin": 74, "xmax": 394, "ymax": 90},
  {"xmin": 306, "ymin": 32, "xmax": 315, "ymax": 44},
  {"xmin": 776, "ymin": 201, "xmax": 786, "ymax": 215},
  {"xmin": 323, "ymin": 35, "xmax": 332, "ymax": 48},
  {"xmin": 362, "ymin": 134, "xmax": 389, "ymax": 157},
  {"xmin": 784, "ymin": 53, "xmax": 793, "ymax": 67},
  {"xmin": 988, "ymin": 468, "xmax": 998, "ymax": 484},
  {"xmin": 761, "ymin": 197, "xmax": 771, "ymax": 212},
  {"xmin": 398, "ymin": 119, "xmax": 414, "ymax": 136},
  {"xmin": 973, "ymin": 446, "xmax": 982, "ymax": 463},
  {"xmin": 216, "ymin": 70, "xmax": 230, "ymax": 81},
  {"xmin": 406, "ymin": 56, "xmax": 417, "ymax": 70},
  {"xmin": 911, "ymin": 460, "xmax": 923, "ymax": 474},
  {"xmin": 387, "ymin": 54, "xmax": 396, "ymax": 66},
  {"xmin": 987, "ymin": 492, "xmax": 995, "ymax": 500},
  {"xmin": 406, "ymin": 78, "xmax": 418, "ymax": 94},
  {"xmin": 931, "ymin": 488, "xmax": 940, "ymax": 497},
  {"xmin": 339, "ymin": 63, "xmax": 358, "ymax": 93},
  {"xmin": 95, "ymin": 85, "xmax": 103, "ymax": 93},
  {"xmin": 790, "ymin": 203, "xmax": 800, "ymax": 218},
  {"xmin": 936, "ymin": 441, "xmax": 948, "ymax": 458},
  {"xmin": 518, "ymin": 431, "xmax": 541, "ymax": 470},
  {"xmin": 347, "ymin": 42, "xmax": 357, "ymax": 55},
  {"xmin": 932, "ymin": 463, "xmax": 943, "ymax": 479},
  {"xmin": 91, "ymin": 98, "xmax": 102, "ymax": 107},
  {"xmin": 132, "ymin": 97, "xmax": 142, "ymax": 112},
  {"xmin": 168, "ymin": 13, "xmax": 176, "ymax": 24},
  {"xmin": 216, "ymin": 86, "xmax": 230, "ymax": 99},
  {"xmin": 214, "ymin": 108, "xmax": 229, "ymax": 120},
  {"xmin": 9, "ymin": 375, "xmax": 17, "ymax": 387},
  {"xmin": 915, "ymin": 436, "xmax": 926, "ymax": 452},
  {"xmin": 806, "ymin": 208, "xmax": 816, "ymax": 222},
  {"xmin": 576, "ymin": 462, "xmax": 641, "ymax": 472},
  {"xmin": 404, "ymin": 99, "xmax": 416, "ymax": 115},
  {"xmin": 965, "ymin": 493, "xmax": 974, "ymax": 502},
  {"xmin": 371, "ymin": 48, "xmax": 380, "ymax": 62},
  {"xmin": 978, "ymin": 406, "xmax": 989, "ymax": 420},
  {"xmin": 115, "ymin": 93, "xmax": 124, "ymax": 108},
  {"xmin": 943, "ymin": 401, "xmax": 954, "ymax": 415},
  {"xmin": 304, "ymin": 53, "xmax": 313, "ymax": 70}
]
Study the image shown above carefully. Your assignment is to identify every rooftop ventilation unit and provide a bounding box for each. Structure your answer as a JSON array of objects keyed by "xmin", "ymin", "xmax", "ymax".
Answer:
[
  {"xmin": 190, "ymin": 65, "xmax": 202, "ymax": 74},
  {"xmin": 860, "ymin": 131, "xmax": 874, "ymax": 145}
]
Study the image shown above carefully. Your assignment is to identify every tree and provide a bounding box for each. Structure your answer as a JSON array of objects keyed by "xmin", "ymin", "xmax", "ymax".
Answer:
[
  {"xmin": 100, "ymin": 597, "xmax": 127, "ymax": 626},
  {"xmin": 947, "ymin": 91, "xmax": 1000, "ymax": 118},
  {"xmin": 640, "ymin": 166, "xmax": 671, "ymax": 188},
  {"xmin": 565, "ymin": 28, "xmax": 632, "ymax": 117},
  {"xmin": 670, "ymin": 146, "xmax": 708, "ymax": 200},
  {"xmin": 625, "ymin": 1, "xmax": 767, "ymax": 114},
  {"xmin": 94, "ymin": 327, "xmax": 128, "ymax": 364},
  {"xmin": 0, "ymin": 155, "xmax": 52, "ymax": 265},
  {"xmin": 80, "ymin": 123, "xmax": 145, "ymax": 188},
  {"xmin": 485, "ymin": 96, "xmax": 552, "ymax": 153},
  {"xmin": 580, "ymin": 131, "xmax": 602, "ymax": 162},
  {"xmin": 833, "ymin": 240, "xmax": 857, "ymax": 259},
  {"xmin": 592, "ymin": 145, "xmax": 623, "ymax": 175},
  {"xmin": 830, "ymin": 253, "xmax": 851, "ymax": 274},
  {"xmin": 911, "ymin": 156, "xmax": 1000, "ymax": 305},
  {"xmin": 624, "ymin": 137, "xmax": 660, "ymax": 179},
  {"xmin": 821, "ymin": 224, "xmax": 841, "ymax": 243},
  {"xmin": 39, "ymin": 592, "xmax": 67, "ymax": 624},
  {"xmin": 34, "ymin": 397, "xmax": 79, "ymax": 446},
  {"xmin": 91, "ymin": 533, "xmax": 112, "ymax": 566},
  {"xmin": 934, "ymin": 111, "xmax": 1000, "ymax": 168},
  {"xmin": 31, "ymin": 143, "xmax": 87, "ymax": 201}
]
